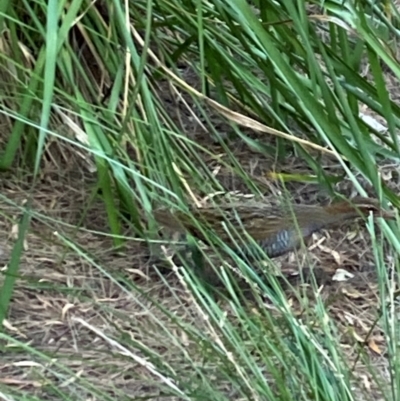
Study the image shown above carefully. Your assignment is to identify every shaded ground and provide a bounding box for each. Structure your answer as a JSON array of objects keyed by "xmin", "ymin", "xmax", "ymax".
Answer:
[{"xmin": 0, "ymin": 151, "xmax": 396, "ymax": 400}]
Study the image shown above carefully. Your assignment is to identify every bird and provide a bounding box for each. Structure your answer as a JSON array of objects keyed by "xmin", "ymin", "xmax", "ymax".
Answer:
[{"xmin": 153, "ymin": 197, "xmax": 395, "ymax": 259}]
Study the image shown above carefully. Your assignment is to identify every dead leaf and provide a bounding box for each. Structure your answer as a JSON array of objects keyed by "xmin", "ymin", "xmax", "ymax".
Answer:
[
  {"xmin": 352, "ymin": 330, "xmax": 365, "ymax": 343},
  {"xmin": 341, "ymin": 287, "xmax": 363, "ymax": 299},
  {"xmin": 332, "ymin": 269, "xmax": 354, "ymax": 282},
  {"xmin": 315, "ymin": 242, "xmax": 341, "ymax": 265},
  {"xmin": 361, "ymin": 374, "xmax": 371, "ymax": 391},
  {"xmin": 368, "ymin": 338, "xmax": 382, "ymax": 355}
]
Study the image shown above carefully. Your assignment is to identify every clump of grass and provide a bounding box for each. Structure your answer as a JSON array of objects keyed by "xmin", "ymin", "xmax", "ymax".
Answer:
[{"xmin": 1, "ymin": 0, "xmax": 400, "ymax": 400}]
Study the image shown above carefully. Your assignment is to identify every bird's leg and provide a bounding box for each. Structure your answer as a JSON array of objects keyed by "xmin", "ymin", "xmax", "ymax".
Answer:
[
  {"xmin": 187, "ymin": 235, "xmax": 219, "ymax": 290},
  {"xmin": 146, "ymin": 228, "xmax": 189, "ymax": 272}
]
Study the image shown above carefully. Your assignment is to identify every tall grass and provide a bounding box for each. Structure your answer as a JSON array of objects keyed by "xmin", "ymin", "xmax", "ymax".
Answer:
[{"xmin": 1, "ymin": 0, "xmax": 400, "ymax": 400}]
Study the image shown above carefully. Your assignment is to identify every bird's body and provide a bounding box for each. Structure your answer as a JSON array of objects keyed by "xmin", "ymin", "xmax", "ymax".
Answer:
[{"xmin": 154, "ymin": 197, "xmax": 394, "ymax": 258}]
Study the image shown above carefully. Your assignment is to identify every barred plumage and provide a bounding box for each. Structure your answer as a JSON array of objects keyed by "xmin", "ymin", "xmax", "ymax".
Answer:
[{"xmin": 154, "ymin": 197, "xmax": 394, "ymax": 258}]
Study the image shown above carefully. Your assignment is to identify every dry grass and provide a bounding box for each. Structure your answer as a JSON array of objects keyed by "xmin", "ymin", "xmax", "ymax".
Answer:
[
  {"xmin": 0, "ymin": 155, "xmax": 396, "ymax": 399},
  {"xmin": 0, "ymin": 51, "xmax": 398, "ymax": 400}
]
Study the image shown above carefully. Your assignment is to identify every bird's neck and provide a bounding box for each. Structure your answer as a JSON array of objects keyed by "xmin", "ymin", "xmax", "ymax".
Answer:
[
  {"xmin": 294, "ymin": 206, "xmax": 360, "ymax": 234},
  {"xmin": 318, "ymin": 205, "xmax": 362, "ymax": 225}
]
